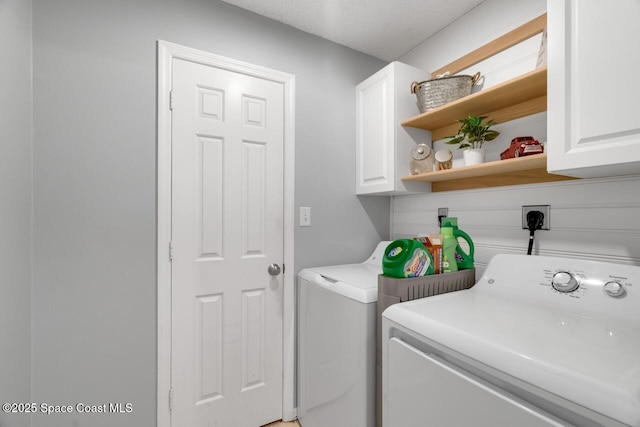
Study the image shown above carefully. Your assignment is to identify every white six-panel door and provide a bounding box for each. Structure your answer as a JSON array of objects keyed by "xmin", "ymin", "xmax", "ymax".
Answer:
[{"xmin": 171, "ymin": 57, "xmax": 285, "ymax": 427}]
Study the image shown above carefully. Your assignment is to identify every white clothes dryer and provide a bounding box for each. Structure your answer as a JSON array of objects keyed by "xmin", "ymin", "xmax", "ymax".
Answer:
[{"xmin": 297, "ymin": 241, "xmax": 390, "ymax": 427}]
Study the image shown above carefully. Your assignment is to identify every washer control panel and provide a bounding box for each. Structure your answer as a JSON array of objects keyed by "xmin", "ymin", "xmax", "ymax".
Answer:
[
  {"xmin": 543, "ymin": 266, "xmax": 634, "ymax": 300},
  {"xmin": 479, "ymin": 254, "xmax": 639, "ymax": 322}
]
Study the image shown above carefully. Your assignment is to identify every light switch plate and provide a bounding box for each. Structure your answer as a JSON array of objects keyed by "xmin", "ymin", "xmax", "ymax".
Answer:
[{"xmin": 300, "ymin": 207, "xmax": 311, "ymax": 227}]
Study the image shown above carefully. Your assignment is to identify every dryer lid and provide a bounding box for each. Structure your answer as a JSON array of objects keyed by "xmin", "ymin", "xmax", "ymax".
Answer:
[
  {"xmin": 297, "ymin": 241, "xmax": 391, "ymax": 304},
  {"xmin": 298, "ymin": 264, "xmax": 381, "ymax": 303}
]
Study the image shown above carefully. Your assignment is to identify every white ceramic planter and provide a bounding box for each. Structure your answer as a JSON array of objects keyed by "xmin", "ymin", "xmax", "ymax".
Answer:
[{"xmin": 463, "ymin": 148, "xmax": 485, "ymax": 166}]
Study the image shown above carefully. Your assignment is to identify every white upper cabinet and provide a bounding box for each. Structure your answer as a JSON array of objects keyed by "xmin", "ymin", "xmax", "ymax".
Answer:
[
  {"xmin": 547, "ymin": 0, "xmax": 640, "ymax": 178},
  {"xmin": 356, "ymin": 62, "xmax": 430, "ymax": 195}
]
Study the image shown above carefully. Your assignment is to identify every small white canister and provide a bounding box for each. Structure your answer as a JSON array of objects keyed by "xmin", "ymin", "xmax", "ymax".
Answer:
[
  {"xmin": 410, "ymin": 144, "xmax": 434, "ymax": 174},
  {"xmin": 435, "ymin": 149, "xmax": 453, "ymax": 170}
]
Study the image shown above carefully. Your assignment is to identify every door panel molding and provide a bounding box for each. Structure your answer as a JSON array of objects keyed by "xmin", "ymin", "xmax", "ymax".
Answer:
[{"xmin": 157, "ymin": 40, "xmax": 296, "ymax": 427}]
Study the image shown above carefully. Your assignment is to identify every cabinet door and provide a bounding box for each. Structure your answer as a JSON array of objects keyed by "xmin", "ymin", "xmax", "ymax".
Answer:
[
  {"xmin": 548, "ymin": 0, "xmax": 640, "ymax": 178},
  {"xmin": 356, "ymin": 67, "xmax": 396, "ymax": 194}
]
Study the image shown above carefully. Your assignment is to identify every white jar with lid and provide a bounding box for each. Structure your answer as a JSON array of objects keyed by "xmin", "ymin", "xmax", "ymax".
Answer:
[
  {"xmin": 410, "ymin": 144, "xmax": 433, "ymax": 174},
  {"xmin": 435, "ymin": 149, "xmax": 453, "ymax": 170}
]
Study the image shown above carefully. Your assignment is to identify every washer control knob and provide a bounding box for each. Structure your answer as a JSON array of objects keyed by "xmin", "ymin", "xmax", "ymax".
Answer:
[
  {"xmin": 552, "ymin": 271, "xmax": 579, "ymax": 293},
  {"xmin": 604, "ymin": 281, "xmax": 626, "ymax": 298}
]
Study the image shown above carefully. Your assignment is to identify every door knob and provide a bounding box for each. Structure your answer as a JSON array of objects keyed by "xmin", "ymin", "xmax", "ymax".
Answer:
[{"xmin": 268, "ymin": 263, "xmax": 281, "ymax": 276}]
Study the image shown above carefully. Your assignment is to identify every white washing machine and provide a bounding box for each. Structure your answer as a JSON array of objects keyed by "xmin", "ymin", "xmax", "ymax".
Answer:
[
  {"xmin": 383, "ymin": 254, "xmax": 640, "ymax": 427},
  {"xmin": 297, "ymin": 241, "xmax": 390, "ymax": 427}
]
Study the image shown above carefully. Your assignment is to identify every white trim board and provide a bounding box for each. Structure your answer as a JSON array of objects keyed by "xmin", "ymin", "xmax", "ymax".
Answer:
[{"xmin": 156, "ymin": 40, "xmax": 296, "ymax": 426}]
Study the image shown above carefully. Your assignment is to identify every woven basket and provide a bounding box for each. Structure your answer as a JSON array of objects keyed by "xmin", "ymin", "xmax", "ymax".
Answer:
[{"xmin": 411, "ymin": 72, "xmax": 481, "ymax": 113}]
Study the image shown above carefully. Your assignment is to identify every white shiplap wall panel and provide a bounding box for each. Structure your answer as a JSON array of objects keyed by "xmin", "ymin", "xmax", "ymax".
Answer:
[{"xmin": 393, "ymin": 175, "xmax": 640, "ymax": 277}]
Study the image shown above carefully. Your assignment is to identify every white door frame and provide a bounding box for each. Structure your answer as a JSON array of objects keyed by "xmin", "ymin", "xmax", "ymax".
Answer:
[{"xmin": 156, "ymin": 40, "xmax": 296, "ymax": 427}]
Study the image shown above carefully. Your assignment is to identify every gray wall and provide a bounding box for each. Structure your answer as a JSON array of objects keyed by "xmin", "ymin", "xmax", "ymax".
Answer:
[
  {"xmin": 0, "ymin": 0, "xmax": 32, "ymax": 426},
  {"xmin": 31, "ymin": 0, "xmax": 387, "ymax": 425}
]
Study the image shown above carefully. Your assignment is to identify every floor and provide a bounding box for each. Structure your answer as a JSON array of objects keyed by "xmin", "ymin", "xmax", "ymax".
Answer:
[{"xmin": 263, "ymin": 421, "xmax": 300, "ymax": 427}]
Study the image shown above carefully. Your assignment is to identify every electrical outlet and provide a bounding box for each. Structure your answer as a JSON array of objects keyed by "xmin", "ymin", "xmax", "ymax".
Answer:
[
  {"xmin": 522, "ymin": 205, "xmax": 550, "ymax": 230},
  {"xmin": 438, "ymin": 207, "xmax": 448, "ymax": 227}
]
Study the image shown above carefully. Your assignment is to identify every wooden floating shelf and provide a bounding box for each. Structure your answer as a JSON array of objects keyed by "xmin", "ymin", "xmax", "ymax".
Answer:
[
  {"xmin": 396, "ymin": 15, "xmax": 561, "ymax": 193},
  {"xmin": 402, "ymin": 67, "xmax": 547, "ymax": 141},
  {"xmin": 401, "ymin": 154, "xmax": 575, "ymax": 192}
]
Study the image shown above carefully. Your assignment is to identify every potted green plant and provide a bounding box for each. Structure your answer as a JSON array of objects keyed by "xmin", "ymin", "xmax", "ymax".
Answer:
[{"xmin": 445, "ymin": 115, "xmax": 500, "ymax": 166}]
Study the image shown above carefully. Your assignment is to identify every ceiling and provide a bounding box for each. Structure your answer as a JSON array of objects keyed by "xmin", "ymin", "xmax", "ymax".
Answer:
[{"xmin": 219, "ymin": 0, "xmax": 485, "ymax": 61}]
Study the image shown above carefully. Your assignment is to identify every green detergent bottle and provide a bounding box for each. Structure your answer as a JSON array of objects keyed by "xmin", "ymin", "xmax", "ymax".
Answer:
[
  {"xmin": 441, "ymin": 217, "xmax": 475, "ymax": 270},
  {"xmin": 382, "ymin": 239, "xmax": 434, "ymax": 278},
  {"xmin": 441, "ymin": 227, "xmax": 458, "ymax": 273}
]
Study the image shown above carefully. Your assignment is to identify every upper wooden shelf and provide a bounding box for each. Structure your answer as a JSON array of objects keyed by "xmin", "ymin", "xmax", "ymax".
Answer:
[
  {"xmin": 402, "ymin": 66, "xmax": 547, "ymax": 141},
  {"xmin": 401, "ymin": 154, "xmax": 575, "ymax": 192}
]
